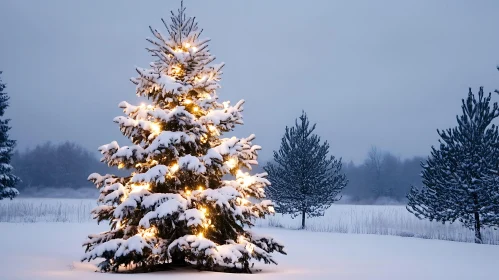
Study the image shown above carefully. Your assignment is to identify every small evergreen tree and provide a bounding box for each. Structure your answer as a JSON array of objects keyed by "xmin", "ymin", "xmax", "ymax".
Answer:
[
  {"xmin": 82, "ymin": 2, "xmax": 285, "ymax": 273},
  {"xmin": 407, "ymin": 87, "xmax": 499, "ymax": 243},
  {"xmin": 0, "ymin": 71, "xmax": 20, "ymax": 200},
  {"xmin": 264, "ymin": 111, "xmax": 347, "ymax": 229}
]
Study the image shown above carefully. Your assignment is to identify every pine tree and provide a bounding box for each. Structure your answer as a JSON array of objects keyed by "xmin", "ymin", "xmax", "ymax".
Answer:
[
  {"xmin": 0, "ymin": 71, "xmax": 20, "ymax": 200},
  {"xmin": 264, "ymin": 111, "xmax": 347, "ymax": 229},
  {"xmin": 496, "ymin": 66, "xmax": 499, "ymax": 95},
  {"xmin": 407, "ymin": 87, "xmax": 499, "ymax": 244},
  {"xmin": 82, "ymin": 3, "xmax": 285, "ymax": 273}
]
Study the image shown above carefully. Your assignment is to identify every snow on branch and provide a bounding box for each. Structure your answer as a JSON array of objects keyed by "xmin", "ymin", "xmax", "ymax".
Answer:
[
  {"xmin": 83, "ymin": 234, "xmax": 154, "ymax": 265},
  {"xmin": 167, "ymin": 235, "xmax": 249, "ymax": 269},
  {"xmin": 178, "ymin": 155, "xmax": 206, "ymax": 173},
  {"xmin": 200, "ymin": 99, "xmax": 244, "ymax": 132},
  {"xmin": 97, "ymin": 141, "xmax": 146, "ymax": 168},
  {"xmin": 132, "ymin": 68, "xmax": 190, "ymax": 98},
  {"xmin": 139, "ymin": 196, "xmax": 188, "ymax": 228},
  {"xmin": 203, "ymin": 135, "xmax": 260, "ymax": 171},
  {"xmin": 132, "ymin": 165, "xmax": 169, "ymax": 184},
  {"xmin": 145, "ymin": 131, "xmax": 195, "ymax": 154},
  {"xmin": 88, "ymin": 173, "xmax": 117, "ymax": 188},
  {"xmin": 222, "ymin": 171, "xmax": 270, "ymax": 199}
]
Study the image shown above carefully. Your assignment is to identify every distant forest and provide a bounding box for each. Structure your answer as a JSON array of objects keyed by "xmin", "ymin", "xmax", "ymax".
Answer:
[
  {"xmin": 11, "ymin": 142, "xmax": 423, "ymax": 203},
  {"xmin": 11, "ymin": 142, "xmax": 127, "ymax": 198},
  {"xmin": 343, "ymin": 147, "xmax": 424, "ymax": 203},
  {"xmin": 255, "ymin": 146, "xmax": 424, "ymax": 204}
]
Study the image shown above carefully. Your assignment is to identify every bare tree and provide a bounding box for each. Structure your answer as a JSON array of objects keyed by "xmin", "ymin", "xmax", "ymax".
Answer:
[{"xmin": 365, "ymin": 146, "xmax": 383, "ymax": 197}]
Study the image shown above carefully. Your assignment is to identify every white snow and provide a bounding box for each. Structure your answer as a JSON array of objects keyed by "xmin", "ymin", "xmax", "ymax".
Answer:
[
  {"xmin": 133, "ymin": 67, "xmax": 189, "ymax": 96},
  {"xmin": 149, "ymin": 106, "xmax": 195, "ymax": 125},
  {"xmin": 131, "ymin": 165, "xmax": 169, "ymax": 184},
  {"xmin": 178, "ymin": 155, "xmax": 206, "ymax": 173},
  {"xmin": 146, "ymin": 131, "xmax": 194, "ymax": 153},
  {"xmin": 101, "ymin": 183, "xmax": 125, "ymax": 203},
  {"xmin": 180, "ymin": 208, "xmax": 205, "ymax": 227},
  {"xmin": 199, "ymin": 186, "xmax": 241, "ymax": 209},
  {"xmin": 139, "ymin": 197, "xmax": 187, "ymax": 228},
  {"xmin": 3, "ymin": 199, "xmax": 499, "ymax": 244},
  {"xmin": 0, "ymin": 222, "xmax": 498, "ymax": 279}
]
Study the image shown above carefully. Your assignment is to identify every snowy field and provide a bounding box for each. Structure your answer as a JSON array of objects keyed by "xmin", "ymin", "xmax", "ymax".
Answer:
[
  {"xmin": 1, "ymin": 199, "xmax": 499, "ymax": 279},
  {"xmin": 1, "ymin": 198, "xmax": 498, "ymax": 244},
  {"xmin": 1, "ymin": 222, "xmax": 498, "ymax": 280}
]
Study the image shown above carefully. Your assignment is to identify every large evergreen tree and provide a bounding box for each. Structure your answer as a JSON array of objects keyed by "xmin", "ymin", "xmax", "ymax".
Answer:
[
  {"xmin": 407, "ymin": 87, "xmax": 499, "ymax": 243},
  {"xmin": 0, "ymin": 71, "xmax": 20, "ymax": 200},
  {"xmin": 82, "ymin": 3, "xmax": 285, "ymax": 273},
  {"xmin": 264, "ymin": 112, "xmax": 347, "ymax": 229}
]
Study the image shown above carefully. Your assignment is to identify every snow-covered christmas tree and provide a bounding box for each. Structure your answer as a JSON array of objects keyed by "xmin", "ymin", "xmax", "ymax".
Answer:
[
  {"xmin": 82, "ymin": 2, "xmax": 285, "ymax": 273},
  {"xmin": 0, "ymin": 71, "xmax": 20, "ymax": 200}
]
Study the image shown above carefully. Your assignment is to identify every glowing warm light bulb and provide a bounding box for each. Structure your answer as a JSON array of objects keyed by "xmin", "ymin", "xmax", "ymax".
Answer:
[
  {"xmin": 185, "ymin": 190, "xmax": 191, "ymax": 195},
  {"xmin": 193, "ymin": 106, "xmax": 199, "ymax": 112},
  {"xmin": 198, "ymin": 186, "xmax": 204, "ymax": 191},
  {"xmin": 150, "ymin": 123, "xmax": 161, "ymax": 135},
  {"xmin": 192, "ymin": 46, "xmax": 198, "ymax": 52},
  {"xmin": 237, "ymin": 235, "xmax": 245, "ymax": 243},
  {"xmin": 245, "ymin": 243, "xmax": 254, "ymax": 253},
  {"xmin": 226, "ymin": 158, "xmax": 238, "ymax": 169},
  {"xmin": 208, "ymin": 125, "xmax": 217, "ymax": 133},
  {"xmin": 200, "ymin": 135, "xmax": 208, "ymax": 144},
  {"xmin": 141, "ymin": 226, "xmax": 158, "ymax": 238},
  {"xmin": 243, "ymin": 176, "xmax": 253, "ymax": 186},
  {"xmin": 131, "ymin": 183, "xmax": 150, "ymax": 192},
  {"xmin": 184, "ymin": 99, "xmax": 192, "ymax": 104},
  {"xmin": 195, "ymin": 75, "xmax": 208, "ymax": 82},
  {"xmin": 171, "ymin": 64, "xmax": 183, "ymax": 75},
  {"xmin": 170, "ymin": 163, "xmax": 179, "ymax": 173},
  {"xmin": 118, "ymin": 162, "xmax": 125, "ymax": 169},
  {"xmin": 197, "ymin": 232, "xmax": 204, "ymax": 238},
  {"xmin": 200, "ymin": 207, "xmax": 207, "ymax": 214},
  {"xmin": 184, "ymin": 42, "xmax": 191, "ymax": 48}
]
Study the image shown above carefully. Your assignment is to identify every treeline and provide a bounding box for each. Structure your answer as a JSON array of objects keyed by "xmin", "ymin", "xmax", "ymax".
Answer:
[
  {"xmin": 13, "ymin": 141, "xmax": 425, "ymax": 201},
  {"xmin": 342, "ymin": 147, "xmax": 424, "ymax": 203},
  {"xmin": 258, "ymin": 147, "xmax": 424, "ymax": 205},
  {"xmin": 11, "ymin": 142, "xmax": 124, "ymax": 195}
]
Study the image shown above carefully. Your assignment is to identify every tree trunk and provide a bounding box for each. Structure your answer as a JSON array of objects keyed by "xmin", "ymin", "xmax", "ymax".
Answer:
[
  {"xmin": 471, "ymin": 193, "xmax": 482, "ymax": 244},
  {"xmin": 474, "ymin": 211, "xmax": 482, "ymax": 244},
  {"xmin": 301, "ymin": 209, "xmax": 306, "ymax": 229},
  {"xmin": 171, "ymin": 251, "xmax": 187, "ymax": 266}
]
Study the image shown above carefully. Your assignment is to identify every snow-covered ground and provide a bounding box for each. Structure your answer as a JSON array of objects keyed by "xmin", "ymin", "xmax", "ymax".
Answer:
[
  {"xmin": 2, "ymin": 198, "xmax": 498, "ymax": 244},
  {"xmin": 1, "ymin": 222, "xmax": 498, "ymax": 280}
]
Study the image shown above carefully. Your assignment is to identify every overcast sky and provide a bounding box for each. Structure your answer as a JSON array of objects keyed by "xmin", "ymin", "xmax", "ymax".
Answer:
[{"xmin": 1, "ymin": 0, "xmax": 499, "ymax": 164}]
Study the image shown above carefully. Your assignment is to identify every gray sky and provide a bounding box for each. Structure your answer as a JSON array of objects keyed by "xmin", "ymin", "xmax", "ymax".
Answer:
[{"xmin": 1, "ymin": 0, "xmax": 499, "ymax": 164}]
